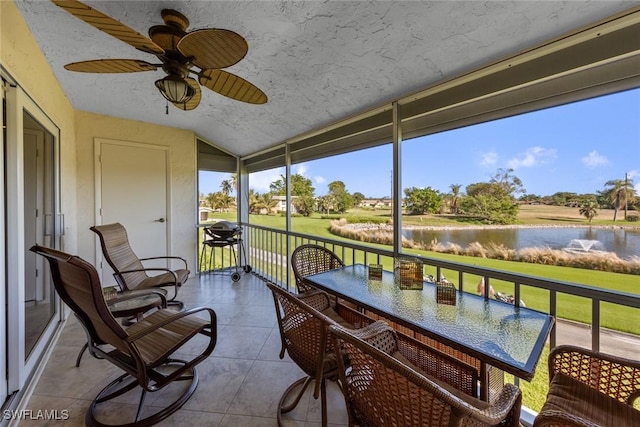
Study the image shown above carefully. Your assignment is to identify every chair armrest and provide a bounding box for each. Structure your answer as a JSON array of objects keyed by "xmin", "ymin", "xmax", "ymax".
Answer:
[
  {"xmin": 139, "ymin": 255, "xmax": 188, "ymax": 270},
  {"xmin": 116, "ymin": 267, "xmax": 179, "ymax": 283},
  {"xmin": 465, "ymin": 383, "xmax": 522, "ymax": 426},
  {"xmin": 549, "ymin": 345, "xmax": 640, "ymax": 404},
  {"xmin": 126, "ymin": 307, "xmax": 215, "ymax": 342},
  {"xmin": 347, "ymin": 320, "xmax": 395, "ymax": 341}
]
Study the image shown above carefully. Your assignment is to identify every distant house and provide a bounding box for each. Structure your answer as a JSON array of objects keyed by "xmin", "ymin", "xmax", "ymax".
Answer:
[
  {"xmin": 271, "ymin": 195, "xmax": 299, "ymax": 214},
  {"xmin": 359, "ymin": 198, "xmax": 393, "ymax": 209},
  {"xmin": 198, "ymin": 206, "xmax": 215, "ymax": 222}
]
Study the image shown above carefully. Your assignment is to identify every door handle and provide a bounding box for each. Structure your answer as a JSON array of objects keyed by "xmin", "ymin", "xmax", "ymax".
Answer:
[{"xmin": 155, "ymin": 218, "xmax": 166, "ymax": 223}]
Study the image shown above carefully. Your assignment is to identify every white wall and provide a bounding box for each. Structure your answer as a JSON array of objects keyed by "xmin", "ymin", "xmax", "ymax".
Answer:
[
  {"xmin": 1, "ymin": 0, "xmax": 78, "ymax": 253},
  {"xmin": 75, "ymin": 111, "xmax": 198, "ymax": 270}
]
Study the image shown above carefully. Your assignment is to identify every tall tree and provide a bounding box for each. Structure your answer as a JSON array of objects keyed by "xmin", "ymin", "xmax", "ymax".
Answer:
[
  {"xmin": 490, "ymin": 168, "xmax": 526, "ymax": 197},
  {"xmin": 449, "ymin": 184, "xmax": 461, "ymax": 214},
  {"xmin": 248, "ymin": 189, "xmax": 260, "ymax": 214},
  {"xmin": 205, "ymin": 192, "xmax": 225, "ymax": 212},
  {"xmin": 601, "ymin": 178, "xmax": 636, "ymax": 221},
  {"xmin": 220, "ymin": 179, "xmax": 232, "ymax": 196},
  {"xmin": 229, "ymin": 173, "xmax": 238, "ymax": 193},
  {"xmin": 459, "ymin": 168, "xmax": 524, "ymax": 224},
  {"xmin": 220, "ymin": 179, "xmax": 233, "ymax": 210},
  {"xmin": 352, "ymin": 192, "xmax": 366, "ymax": 207},
  {"xmin": 327, "ymin": 180, "xmax": 354, "ymax": 213},
  {"xmin": 403, "ymin": 187, "xmax": 442, "ymax": 215},
  {"xmin": 269, "ymin": 174, "xmax": 315, "ymax": 216}
]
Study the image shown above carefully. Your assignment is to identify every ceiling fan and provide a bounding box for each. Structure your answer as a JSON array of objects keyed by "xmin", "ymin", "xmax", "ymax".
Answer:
[{"xmin": 51, "ymin": 0, "xmax": 267, "ymax": 111}]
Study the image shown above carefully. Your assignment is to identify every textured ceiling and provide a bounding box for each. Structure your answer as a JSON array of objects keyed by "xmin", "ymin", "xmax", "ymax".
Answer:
[{"xmin": 16, "ymin": 1, "xmax": 639, "ymax": 157}]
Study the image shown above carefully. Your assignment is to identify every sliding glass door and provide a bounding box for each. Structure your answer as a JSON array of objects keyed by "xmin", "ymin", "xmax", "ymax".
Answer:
[{"xmin": 2, "ymin": 81, "xmax": 62, "ymax": 406}]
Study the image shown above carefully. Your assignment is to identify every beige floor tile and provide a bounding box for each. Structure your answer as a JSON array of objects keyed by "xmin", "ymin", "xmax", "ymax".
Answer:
[
  {"xmin": 227, "ymin": 359, "xmax": 307, "ymax": 419},
  {"xmin": 21, "ymin": 274, "xmax": 349, "ymax": 426}
]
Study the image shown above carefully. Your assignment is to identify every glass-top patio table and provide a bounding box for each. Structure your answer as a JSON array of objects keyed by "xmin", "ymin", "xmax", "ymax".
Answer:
[{"xmin": 304, "ymin": 264, "xmax": 554, "ymax": 396}]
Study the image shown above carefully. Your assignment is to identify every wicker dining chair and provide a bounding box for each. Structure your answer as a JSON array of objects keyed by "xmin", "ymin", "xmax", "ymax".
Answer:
[
  {"xmin": 91, "ymin": 222, "xmax": 188, "ymax": 306},
  {"xmin": 267, "ymin": 281, "xmax": 383, "ymax": 426},
  {"xmin": 30, "ymin": 244, "xmax": 217, "ymax": 427},
  {"xmin": 533, "ymin": 345, "xmax": 640, "ymax": 427},
  {"xmin": 329, "ymin": 323, "xmax": 522, "ymax": 427},
  {"xmin": 291, "ymin": 244, "xmax": 345, "ymax": 293}
]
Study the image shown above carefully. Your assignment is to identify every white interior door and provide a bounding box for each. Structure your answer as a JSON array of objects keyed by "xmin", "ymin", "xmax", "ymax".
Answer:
[{"xmin": 96, "ymin": 139, "xmax": 170, "ymax": 284}]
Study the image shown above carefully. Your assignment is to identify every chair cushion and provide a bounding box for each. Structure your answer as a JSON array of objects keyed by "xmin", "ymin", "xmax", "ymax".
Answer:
[
  {"xmin": 537, "ymin": 372, "xmax": 640, "ymax": 427},
  {"xmin": 125, "ymin": 309, "xmax": 210, "ymax": 365}
]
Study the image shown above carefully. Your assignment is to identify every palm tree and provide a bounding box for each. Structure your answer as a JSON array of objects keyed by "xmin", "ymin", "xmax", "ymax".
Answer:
[
  {"xmin": 602, "ymin": 178, "xmax": 636, "ymax": 221},
  {"xmin": 248, "ymin": 189, "xmax": 259, "ymax": 214},
  {"xmin": 579, "ymin": 201, "xmax": 598, "ymax": 223},
  {"xmin": 220, "ymin": 179, "xmax": 232, "ymax": 196},
  {"xmin": 205, "ymin": 192, "xmax": 217, "ymax": 210},
  {"xmin": 229, "ymin": 173, "xmax": 238, "ymax": 193},
  {"xmin": 205, "ymin": 192, "xmax": 225, "ymax": 212},
  {"xmin": 449, "ymin": 184, "xmax": 461, "ymax": 214},
  {"xmin": 220, "ymin": 179, "xmax": 235, "ymax": 211},
  {"xmin": 260, "ymin": 193, "xmax": 279, "ymax": 214}
]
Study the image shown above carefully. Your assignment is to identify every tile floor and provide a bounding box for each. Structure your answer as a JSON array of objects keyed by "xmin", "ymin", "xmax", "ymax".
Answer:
[{"xmin": 18, "ymin": 273, "xmax": 349, "ymax": 426}]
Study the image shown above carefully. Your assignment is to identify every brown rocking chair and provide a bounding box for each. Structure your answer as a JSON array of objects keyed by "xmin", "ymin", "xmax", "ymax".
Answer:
[
  {"xmin": 31, "ymin": 244, "xmax": 217, "ymax": 427},
  {"xmin": 91, "ymin": 222, "xmax": 188, "ymax": 307}
]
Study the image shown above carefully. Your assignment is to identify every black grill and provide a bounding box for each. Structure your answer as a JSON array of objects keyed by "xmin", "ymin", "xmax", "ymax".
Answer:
[{"xmin": 200, "ymin": 221, "xmax": 251, "ymax": 281}]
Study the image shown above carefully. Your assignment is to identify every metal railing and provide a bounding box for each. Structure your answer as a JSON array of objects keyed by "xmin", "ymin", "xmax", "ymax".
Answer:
[{"xmin": 241, "ymin": 222, "xmax": 640, "ymax": 350}]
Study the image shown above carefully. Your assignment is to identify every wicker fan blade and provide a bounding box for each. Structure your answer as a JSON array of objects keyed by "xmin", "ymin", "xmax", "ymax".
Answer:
[
  {"xmin": 178, "ymin": 29, "xmax": 248, "ymax": 69},
  {"xmin": 171, "ymin": 78, "xmax": 201, "ymax": 111},
  {"xmin": 199, "ymin": 69, "xmax": 267, "ymax": 104},
  {"xmin": 51, "ymin": 0, "xmax": 164, "ymax": 55},
  {"xmin": 64, "ymin": 59, "xmax": 157, "ymax": 73}
]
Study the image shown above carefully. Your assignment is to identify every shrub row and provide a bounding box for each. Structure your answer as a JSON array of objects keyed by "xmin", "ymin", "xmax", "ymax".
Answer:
[{"xmin": 320, "ymin": 214, "xmax": 389, "ymax": 224}]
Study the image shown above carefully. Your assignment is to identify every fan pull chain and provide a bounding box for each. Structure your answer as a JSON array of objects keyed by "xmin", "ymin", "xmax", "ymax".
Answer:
[{"xmin": 165, "ymin": 100, "xmax": 169, "ymax": 115}]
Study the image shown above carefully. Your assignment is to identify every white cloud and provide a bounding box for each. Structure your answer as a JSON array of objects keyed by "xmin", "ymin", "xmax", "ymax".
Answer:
[
  {"xmin": 507, "ymin": 146, "xmax": 557, "ymax": 169},
  {"xmin": 581, "ymin": 150, "xmax": 609, "ymax": 167},
  {"xmin": 314, "ymin": 176, "xmax": 326, "ymax": 185},
  {"xmin": 294, "ymin": 163, "xmax": 308, "ymax": 176},
  {"xmin": 249, "ymin": 168, "xmax": 284, "ymax": 193},
  {"xmin": 479, "ymin": 152, "xmax": 498, "ymax": 167}
]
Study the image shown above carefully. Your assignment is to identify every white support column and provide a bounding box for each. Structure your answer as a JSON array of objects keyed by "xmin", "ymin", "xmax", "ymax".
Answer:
[
  {"xmin": 392, "ymin": 102, "xmax": 402, "ymax": 257},
  {"xmin": 285, "ymin": 144, "xmax": 292, "ymax": 290}
]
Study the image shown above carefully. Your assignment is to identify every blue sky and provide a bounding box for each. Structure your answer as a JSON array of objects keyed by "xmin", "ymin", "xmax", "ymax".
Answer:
[{"xmin": 200, "ymin": 88, "xmax": 640, "ymax": 198}]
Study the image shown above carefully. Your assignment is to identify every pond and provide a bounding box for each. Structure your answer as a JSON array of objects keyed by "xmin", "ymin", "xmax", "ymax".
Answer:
[{"xmin": 403, "ymin": 226, "xmax": 640, "ymax": 260}]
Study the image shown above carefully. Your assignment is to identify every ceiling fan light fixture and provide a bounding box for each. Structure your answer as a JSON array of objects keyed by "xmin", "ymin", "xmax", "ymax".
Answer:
[{"xmin": 155, "ymin": 74, "xmax": 195, "ymax": 103}]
